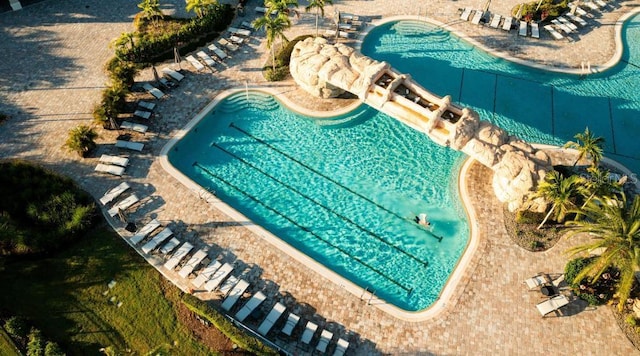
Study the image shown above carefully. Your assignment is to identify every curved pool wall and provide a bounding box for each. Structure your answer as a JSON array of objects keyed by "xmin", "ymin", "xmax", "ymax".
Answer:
[{"xmin": 359, "ymin": 14, "xmax": 640, "ymax": 176}]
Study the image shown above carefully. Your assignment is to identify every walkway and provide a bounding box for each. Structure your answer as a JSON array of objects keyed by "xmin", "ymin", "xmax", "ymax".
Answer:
[{"xmin": 1, "ymin": 0, "xmax": 639, "ymax": 354}]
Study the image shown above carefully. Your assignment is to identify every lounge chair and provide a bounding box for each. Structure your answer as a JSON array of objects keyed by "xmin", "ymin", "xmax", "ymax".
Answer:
[
  {"xmin": 203, "ymin": 262, "xmax": 234, "ymax": 292},
  {"xmin": 208, "ymin": 44, "xmax": 228, "ymax": 60},
  {"xmin": 257, "ymin": 302, "xmax": 286, "ymax": 336},
  {"xmin": 316, "ymin": 330, "xmax": 333, "ymax": 353},
  {"xmin": 558, "ymin": 16, "xmax": 578, "ymax": 31},
  {"xmin": 460, "ymin": 8, "xmax": 472, "ymax": 21},
  {"xmin": 107, "ymin": 194, "xmax": 140, "ymax": 217},
  {"xmin": 574, "ymin": 6, "xmax": 588, "ymax": 17},
  {"xmin": 255, "ymin": 6, "xmax": 277, "ymax": 15},
  {"xmin": 235, "ymin": 291, "xmax": 266, "ymax": 322},
  {"xmin": 594, "ymin": 0, "xmax": 607, "ymax": 8},
  {"xmin": 525, "ymin": 273, "xmax": 551, "ymax": 290},
  {"xmin": 333, "ymin": 338, "xmax": 350, "ymax": 356},
  {"xmin": 138, "ymin": 100, "xmax": 156, "ymax": 111},
  {"xmin": 197, "ymin": 51, "xmax": 217, "ymax": 69},
  {"xmin": 178, "ymin": 249, "xmax": 208, "ymax": 278},
  {"xmin": 584, "ymin": 1, "xmax": 599, "ymax": 10},
  {"xmin": 159, "ymin": 237, "xmax": 180, "ymax": 255},
  {"xmin": 115, "ymin": 140, "xmax": 144, "ymax": 152},
  {"xmin": 142, "ymin": 83, "xmax": 165, "ymax": 99},
  {"xmin": 120, "ymin": 121, "xmax": 148, "ymax": 134},
  {"xmin": 489, "ymin": 14, "xmax": 502, "ymax": 28},
  {"xmin": 218, "ymin": 38, "xmax": 239, "ymax": 52},
  {"xmin": 518, "ymin": 21, "xmax": 528, "ymax": 36},
  {"xmin": 544, "ymin": 25, "xmax": 564, "ymax": 40},
  {"xmin": 141, "ymin": 227, "xmax": 173, "ymax": 254},
  {"xmin": 219, "ymin": 275, "xmax": 239, "ymax": 296},
  {"xmin": 99, "ymin": 181, "xmax": 130, "ymax": 205},
  {"xmin": 301, "ymin": 321, "xmax": 318, "ymax": 344},
  {"xmin": 100, "ymin": 154, "xmax": 129, "ymax": 167},
  {"xmin": 95, "ymin": 163, "xmax": 125, "ymax": 176},
  {"xmin": 565, "ymin": 12, "xmax": 587, "ymax": 26},
  {"xmin": 281, "ymin": 313, "xmax": 300, "ymax": 336},
  {"xmin": 502, "ymin": 16, "xmax": 513, "ymax": 31},
  {"xmin": 192, "ymin": 260, "xmax": 222, "ymax": 287},
  {"xmin": 164, "ymin": 242, "xmax": 194, "ymax": 270},
  {"xmin": 530, "ymin": 22, "xmax": 540, "ymax": 38},
  {"xmin": 133, "ymin": 110, "xmax": 151, "ymax": 120},
  {"xmin": 325, "ymin": 29, "xmax": 351, "ymax": 39},
  {"xmin": 240, "ymin": 21, "xmax": 254, "ymax": 30},
  {"xmin": 471, "ymin": 10, "xmax": 484, "ymax": 25},
  {"xmin": 229, "ymin": 35, "xmax": 244, "ymax": 45},
  {"xmin": 551, "ymin": 19, "xmax": 573, "ymax": 34},
  {"xmin": 129, "ymin": 218, "xmax": 160, "ymax": 245},
  {"xmin": 338, "ymin": 23, "xmax": 352, "ymax": 31},
  {"xmin": 221, "ymin": 279, "xmax": 249, "ymax": 311},
  {"xmin": 229, "ymin": 27, "xmax": 251, "ymax": 37},
  {"xmin": 536, "ymin": 294, "xmax": 570, "ymax": 317},
  {"xmin": 161, "ymin": 67, "xmax": 184, "ymax": 82},
  {"xmin": 186, "ymin": 55, "xmax": 205, "ymax": 72}
]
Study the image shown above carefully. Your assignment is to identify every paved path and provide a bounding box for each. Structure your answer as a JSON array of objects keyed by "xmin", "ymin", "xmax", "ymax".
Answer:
[{"xmin": 1, "ymin": 0, "xmax": 639, "ymax": 354}]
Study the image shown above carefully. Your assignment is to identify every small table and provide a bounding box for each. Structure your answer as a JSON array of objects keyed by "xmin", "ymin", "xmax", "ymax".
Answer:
[{"xmin": 541, "ymin": 285, "xmax": 556, "ymax": 296}]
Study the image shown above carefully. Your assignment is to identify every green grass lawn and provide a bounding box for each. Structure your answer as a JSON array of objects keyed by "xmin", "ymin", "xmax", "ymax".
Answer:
[{"xmin": 0, "ymin": 225, "xmax": 212, "ymax": 355}]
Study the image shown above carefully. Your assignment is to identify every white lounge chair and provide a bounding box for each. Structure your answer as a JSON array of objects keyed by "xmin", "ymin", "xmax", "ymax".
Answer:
[
  {"xmin": 584, "ymin": 1, "xmax": 599, "ymax": 10},
  {"xmin": 316, "ymin": 330, "xmax": 333, "ymax": 353},
  {"xmin": 574, "ymin": 6, "xmax": 588, "ymax": 17},
  {"xmin": 228, "ymin": 27, "xmax": 251, "ymax": 37},
  {"xmin": 558, "ymin": 16, "xmax": 578, "ymax": 31},
  {"xmin": 99, "ymin": 182, "xmax": 130, "ymax": 205},
  {"xmin": 100, "ymin": 154, "xmax": 129, "ymax": 167},
  {"xmin": 178, "ymin": 249, "xmax": 208, "ymax": 278},
  {"xmin": 120, "ymin": 121, "xmax": 148, "ymax": 134},
  {"xmin": 300, "ymin": 321, "xmax": 318, "ymax": 344},
  {"xmin": 471, "ymin": 10, "xmax": 484, "ymax": 25},
  {"xmin": 281, "ymin": 313, "xmax": 300, "ymax": 336},
  {"xmin": 203, "ymin": 262, "xmax": 233, "ymax": 292},
  {"xmin": 133, "ymin": 110, "xmax": 151, "ymax": 120},
  {"xmin": 229, "ymin": 35, "xmax": 244, "ymax": 45},
  {"xmin": 544, "ymin": 25, "xmax": 564, "ymax": 40},
  {"xmin": 221, "ymin": 279, "xmax": 249, "ymax": 311},
  {"xmin": 164, "ymin": 242, "xmax": 194, "ymax": 270},
  {"xmin": 530, "ymin": 22, "xmax": 540, "ymax": 38},
  {"xmin": 460, "ymin": 8, "xmax": 472, "ymax": 21},
  {"xmin": 129, "ymin": 219, "xmax": 160, "ymax": 245},
  {"xmin": 192, "ymin": 260, "xmax": 222, "ymax": 288},
  {"xmin": 95, "ymin": 163, "xmax": 125, "ymax": 176},
  {"xmin": 257, "ymin": 302, "xmax": 286, "ymax": 336},
  {"xmin": 594, "ymin": 0, "xmax": 607, "ymax": 8},
  {"xmin": 333, "ymin": 338, "xmax": 350, "ymax": 356},
  {"xmin": 141, "ymin": 227, "xmax": 173, "ymax": 254},
  {"xmin": 525, "ymin": 273, "xmax": 551, "ymax": 290},
  {"xmin": 551, "ymin": 19, "xmax": 573, "ymax": 34},
  {"xmin": 142, "ymin": 83, "xmax": 165, "ymax": 99},
  {"xmin": 536, "ymin": 294, "xmax": 570, "ymax": 317},
  {"xmin": 338, "ymin": 23, "xmax": 352, "ymax": 31},
  {"xmin": 235, "ymin": 291, "xmax": 266, "ymax": 322},
  {"xmin": 324, "ymin": 29, "xmax": 351, "ymax": 39},
  {"xmin": 218, "ymin": 38, "xmax": 239, "ymax": 52},
  {"xmin": 489, "ymin": 14, "xmax": 501, "ymax": 28},
  {"xmin": 138, "ymin": 100, "xmax": 156, "ymax": 111},
  {"xmin": 197, "ymin": 51, "xmax": 217, "ymax": 69},
  {"xmin": 565, "ymin": 12, "xmax": 587, "ymax": 26},
  {"xmin": 107, "ymin": 194, "xmax": 140, "ymax": 217},
  {"xmin": 115, "ymin": 140, "xmax": 144, "ymax": 152},
  {"xmin": 208, "ymin": 44, "xmax": 228, "ymax": 60},
  {"xmin": 255, "ymin": 6, "xmax": 277, "ymax": 15},
  {"xmin": 502, "ymin": 16, "xmax": 513, "ymax": 31},
  {"xmin": 186, "ymin": 55, "xmax": 205, "ymax": 72},
  {"xmin": 159, "ymin": 237, "xmax": 180, "ymax": 255},
  {"xmin": 240, "ymin": 21, "xmax": 254, "ymax": 30},
  {"xmin": 518, "ymin": 21, "xmax": 528, "ymax": 36},
  {"xmin": 161, "ymin": 67, "xmax": 184, "ymax": 82},
  {"xmin": 219, "ymin": 275, "xmax": 239, "ymax": 296}
]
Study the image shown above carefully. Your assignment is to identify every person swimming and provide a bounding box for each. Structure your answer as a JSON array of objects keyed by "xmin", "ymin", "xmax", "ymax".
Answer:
[{"xmin": 415, "ymin": 213, "xmax": 430, "ymax": 226}]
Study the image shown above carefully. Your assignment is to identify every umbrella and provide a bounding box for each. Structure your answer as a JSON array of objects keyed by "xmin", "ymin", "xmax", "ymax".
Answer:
[
  {"xmin": 515, "ymin": 4, "xmax": 524, "ymax": 20},
  {"xmin": 152, "ymin": 65, "xmax": 161, "ymax": 85},
  {"xmin": 571, "ymin": 1, "xmax": 580, "ymax": 14},
  {"xmin": 174, "ymin": 47, "xmax": 181, "ymax": 70},
  {"xmin": 483, "ymin": 0, "xmax": 491, "ymax": 13}
]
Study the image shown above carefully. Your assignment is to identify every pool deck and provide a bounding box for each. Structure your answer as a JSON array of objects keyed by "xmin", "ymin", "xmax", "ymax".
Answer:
[{"xmin": 1, "ymin": 0, "xmax": 640, "ymax": 354}]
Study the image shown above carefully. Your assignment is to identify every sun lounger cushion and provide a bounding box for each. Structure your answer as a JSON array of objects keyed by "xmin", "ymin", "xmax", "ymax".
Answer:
[
  {"xmin": 129, "ymin": 219, "xmax": 161, "ymax": 245},
  {"xmin": 519, "ymin": 21, "xmax": 528, "ymax": 36},
  {"xmin": 120, "ymin": 121, "xmax": 148, "ymax": 134},
  {"xmin": 221, "ymin": 279, "xmax": 249, "ymax": 311},
  {"xmin": 229, "ymin": 27, "xmax": 251, "ymax": 37},
  {"xmin": 115, "ymin": 140, "xmax": 144, "ymax": 152},
  {"xmin": 164, "ymin": 242, "xmax": 194, "ymax": 271},
  {"xmin": 531, "ymin": 22, "xmax": 540, "ymax": 38},
  {"xmin": 161, "ymin": 67, "xmax": 185, "ymax": 82},
  {"xmin": 178, "ymin": 249, "xmax": 208, "ymax": 278},
  {"xmin": 502, "ymin": 16, "xmax": 513, "ymax": 31},
  {"xmin": 460, "ymin": 8, "xmax": 472, "ymax": 21},
  {"xmin": 281, "ymin": 313, "xmax": 300, "ymax": 336},
  {"xmin": 333, "ymin": 338, "xmax": 350, "ymax": 356},
  {"xmin": 107, "ymin": 194, "xmax": 140, "ymax": 217},
  {"xmin": 301, "ymin": 321, "xmax": 318, "ymax": 344},
  {"xmin": 566, "ymin": 12, "xmax": 587, "ymax": 26},
  {"xmin": 241, "ymin": 21, "xmax": 253, "ymax": 30},
  {"xmin": 95, "ymin": 163, "xmax": 125, "ymax": 176},
  {"xmin": 489, "ymin": 14, "xmax": 501, "ymax": 28},
  {"xmin": 544, "ymin": 25, "xmax": 564, "ymax": 40},
  {"xmin": 100, "ymin": 154, "xmax": 129, "ymax": 167},
  {"xmin": 219, "ymin": 275, "xmax": 239, "ymax": 296},
  {"xmin": 133, "ymin": 110, "xmax": 151, "ymax": 120},
  {"xmin": 203, "ymin": 262, "xmax": 233, "ymax": 292},
  {"xmin": 316, "ymin": 330, "xmax": 333, "ymax": 353},
  {"xmin": 218, "ymin": 38, "xmax": 239, "ymax": 52},
  {"xmin": 197, "ymin": 51, "xmax": 217, "ymax": 68},
  {"xmin": 536, "ymin": 294, "xmax": 570, "ymax": 316},
  {"xmin": 258, "ymin": 302, "xmax": 286, "ymax": 336},
  {"xmin": 138, "ymin": 100, "xmax": 156, "ymax": 111},
  {"xmin": 142, "ymin": 83, "xmax": 165, "ymax": 99},
  {"xmin": 235, "ymin": 291, "xmax": 266, "ymax": 322},
  {"xmin": 229, "ymin": 35, "xmax": 244, "ymax": 45},
  {"xmin": 471, "ymin": 10, "xmax": 483, "ymax": 25},
  {"xmin": 525, "ymin": 274, "xmax": 550, "ymax": 289},
  {"xmin": 208, "ymin": 44, "xmax": 228, "ymax": 60},
  {"xmin": 99, "ymin": 182, "xmax": 130, "ymax": 205},
  {"xmin": 192, "ymin": 260, "xmax": 222, "ymax": 288},
  {"xmin": 186, "ymin": 55, "xmax": 205, "ymax": 71},
  {"xmin": 141, "ymin": 227, "xmax": 173, "ymax": 254},
  {"xmin": 159, "ymin": 237, "xmax": 180, "ymax": 255}
]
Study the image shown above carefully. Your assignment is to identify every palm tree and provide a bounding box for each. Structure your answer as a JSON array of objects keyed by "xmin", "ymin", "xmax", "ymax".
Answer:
[
  {"xmin": 533, "ymin": 170, "xmax": 586, "ymax": 229},
  {"xmin": 65, "ymin": 125, "xmax": 99, "ymax": 157},
  {"xmin": 580, "ymin": 166, "xmax": 623, "ymax": 208},
  {"xmin": 252, "ymin": 15, "xmax": 291, "ymax": 69},
  {"xmin": 564, "ymin": 127, "xmax": 605, "ymax": 167},
  {"xmin": 265, "ymin": 0, "xmax": 300, "ymax": 18},
  {"xmin": 138, "ymin": 0, "xmax": 164, "ymax": 26},
  {"xmin": 565, "ymin": 193, "xmax": 640, "ymax": 311},
  {"xmin": 305, "ymin": 0, "xmax": 332, "ymax": 37},
  {"xmin": 186, "ymin": 0, "xmax": 217, "ymax": 18}
]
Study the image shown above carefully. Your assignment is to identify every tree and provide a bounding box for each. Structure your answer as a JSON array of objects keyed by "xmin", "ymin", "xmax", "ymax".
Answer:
[
  {"xmin": 564, "ymin": 127, "xmax": 604, "ymax": 167},
  {"xmin": 533, "ymin": 170, "xmax": 586, "ymax": 229},
  {"xmin": 252, "ymin": 15, "xmax": 291, "ymax": 70},
  {"xmin": 44, "ymin": 342, "xmax": 65, "ymax": 356},
  {"xmin": 580, "ymin": 166, "xmax": 622, "ymax": 208},
  {"xmin": 185, "ymin": 0, "xmax": 217, "ymax": 18},
  {"xmin": 65, "ymin": 125, "xmax": 98, "ymax": 158},
  {"xmin": 265, "ymin": 0, "xmax": 299, "ymax": 18},
  {"xmin": 137, "ymin": 0, "xmax": 164, "ymax": 26},
  {"xmin": 27, "ymin": 328, "xmax": 44, "ymax": 356},
  {"xmin": 305, "ymin": 0, "xmax": 332, "ymax": 37},
  {"xmin": 565, "ymin": 193, "xmax": 640, "ymax": 311}
]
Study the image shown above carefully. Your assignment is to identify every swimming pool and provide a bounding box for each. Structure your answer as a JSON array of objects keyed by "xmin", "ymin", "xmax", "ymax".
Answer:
[
  {"xmin": 167, "ymin": 91, "xmax": 470, "ymax": 312},
  {"xmin": 360, "ymin": 17, "xmax": 640, "ymax": 175}
]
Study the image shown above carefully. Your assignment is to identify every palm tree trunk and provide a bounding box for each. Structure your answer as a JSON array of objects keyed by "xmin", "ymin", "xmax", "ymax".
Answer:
[{"xmin": 537, "ymin": 204, "xmax": 556, "ymax": 230}]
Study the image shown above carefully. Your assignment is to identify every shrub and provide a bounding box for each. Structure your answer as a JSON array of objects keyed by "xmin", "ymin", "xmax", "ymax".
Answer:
[
  {"xmin": 26, "ymin": 328, "xmax": 44, "ymax": 356},
  {"xmin": 44, "ymin": 341, "xmax": 64, "ymax": 356},
  {"xmin": 64, "ymin": 125, "xmax": 98, "ymax": 158},
  {"xmin": 515, "ymin": 209, "xmax": 545, "ymax": 224},
  {"xmin": 565, "ymin": 256, "xmax": 618, "ymax": 305},
  {"xmin": 627, "ymin": 315, "xmax": 638, "ymax": 327},
  {"xmin": 4, "ymin": 316, "xmax": 29, "ymax": 339},
  {"xmin": 106, "ymin": 57, "xmax": 139, "ymax": 87},
  {"xmin": 263, "ymin": 66, "xmax": 290, "ymax": 81},
  {"xmin": 512, "ymin": 0, "xmax": 568, "ymax": 22}
]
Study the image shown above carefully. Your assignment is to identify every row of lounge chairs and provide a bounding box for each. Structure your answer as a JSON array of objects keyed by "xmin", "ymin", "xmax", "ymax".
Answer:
[
  {"xmin": 98, "ymin": 182, "xmax": 143, "ymax": 218},
  {"xmin": 325, "ymin": 12, "xmax": 364, "ymax": 40},
  {"xmin": 95, "ymin": 154, "xmax": 129, "ymax": 176},
  {"xmin": 184, "ymin": 25, "xmax": 254, "ymax": 73}
]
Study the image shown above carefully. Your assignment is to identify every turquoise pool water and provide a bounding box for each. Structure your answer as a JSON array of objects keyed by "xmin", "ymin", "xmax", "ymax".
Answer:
[
  {"xmin": 168, "ymin": 92, "xmax": 469, "ymax": 311},
  {"xmin": 360, "ymin": 17, "xmax": 640, "ymax": 175}
]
